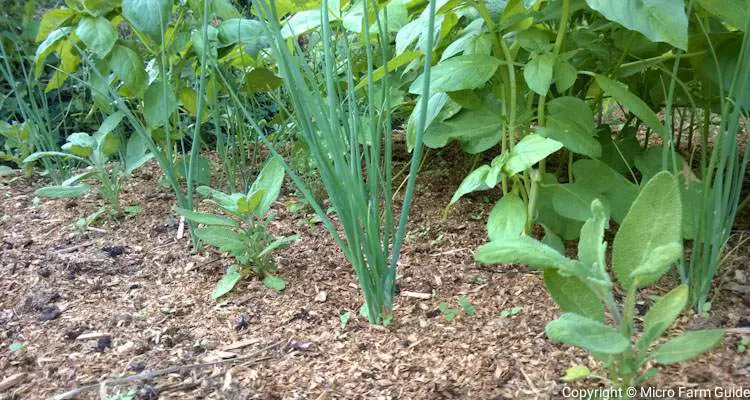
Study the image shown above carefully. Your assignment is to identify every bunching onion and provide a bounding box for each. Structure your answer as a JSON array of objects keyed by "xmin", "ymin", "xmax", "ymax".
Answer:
[
  {"xmin": 219, "ymin": 0, "xmax": 437, "ymax": 323},
  {"xmin": 683, "ymin": 19, "xmax": 750, "ymax": 312}
]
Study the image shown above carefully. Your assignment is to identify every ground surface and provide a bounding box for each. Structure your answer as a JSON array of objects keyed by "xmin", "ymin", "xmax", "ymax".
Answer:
[{"xmin": 1, "ymin": 153, "xmax": 749, "ymax": 400}]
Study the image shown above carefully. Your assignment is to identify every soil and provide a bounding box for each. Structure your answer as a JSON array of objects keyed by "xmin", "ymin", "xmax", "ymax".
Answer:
[{"xmin": 1, "ymin": 149, "xmax": 749, "ymax": 400}]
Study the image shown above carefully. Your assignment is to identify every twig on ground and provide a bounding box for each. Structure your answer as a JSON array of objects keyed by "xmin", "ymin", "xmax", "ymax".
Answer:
[{"xmin": 51, "ymin": 339, "xmax": 286, "ymax": 400}]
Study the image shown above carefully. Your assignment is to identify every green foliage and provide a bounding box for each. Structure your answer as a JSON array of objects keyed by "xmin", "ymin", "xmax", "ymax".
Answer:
[
  {"xmin": 499, "ymin": 306, "xmax": 522, "ymax": 318},
  {"xmin": 477, "ymin": 172, "xmax": 724, "ymax": 388},
  {"xmin": 24, "ymin": 117, "xmax": 143, "ymax": 214},
  {"xmin": 438, "ymin": 303, "xmax": 459, "ymax": 321},
  {"xmin": 176, "ymin": 157, "xmax": 298, "ymax": 299},
  {"xmin": 458, "ymin": 295, "xmax": 475, "ymax": 315}
]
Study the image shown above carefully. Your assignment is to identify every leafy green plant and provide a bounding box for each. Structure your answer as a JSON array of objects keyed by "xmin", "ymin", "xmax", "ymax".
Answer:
[
  {"xmin": 476, "ymin": 172, "xmax": 724, "ymax": 389},
  {"xmin": 24, "ymin": 112, "xmax": 150, "ymax": 215},
  {"xmin": 458, "ymin": 295, "xmax": 476, "ymax": 316},
  {"xmin": 218, "ymin": 0, "xmax": 438, "ymax": 324},
  {"xmin": 738, "ymin": 336, "xmax": 749, "ymax": 353},
  {"xmin": 0, "ymin": 121, "xmax": 35, "ymax": 177},
  {"xmin": 9, "ymin": 342, "xmax": 27, "ymax": 353},
  {"xmin": 438, "ymin": 302, "xmax": 460, "ymax": 321},
  {"xmin": 499, "ymin": 306, "xmax": 522, "ymax": 318},
  {"xmin": 175, "ymin": 156, "xmax": 298, "ymax": 299}
]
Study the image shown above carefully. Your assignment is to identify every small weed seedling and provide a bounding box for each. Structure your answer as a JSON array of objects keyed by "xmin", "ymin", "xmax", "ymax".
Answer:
[
  {"xmin": 438, "ymin": 303, "xmax": 459, "ymax": 321},
  {"xmin": 458, "ymin": 295, "xmax": 476, "ymax": 316},
  {"xmin": 739, "ymin": 337, "xmax": 749, "ymax": 353},
  {"xmin": 175, "ymin": 157, "xmax": 298, "ymax": 299},
  {"xmin": 499, "ymin": 306, "xmax": 522, "ymax": 318}
]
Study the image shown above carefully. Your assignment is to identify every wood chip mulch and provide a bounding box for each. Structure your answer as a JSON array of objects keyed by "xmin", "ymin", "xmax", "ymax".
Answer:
[{"xmin": 1, "ymin": 158, "xmax": 748, "ymax": 399}]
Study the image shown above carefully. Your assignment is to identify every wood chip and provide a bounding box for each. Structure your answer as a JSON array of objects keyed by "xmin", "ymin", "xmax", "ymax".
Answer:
[
  {"xmin": 76, "ymin": 332, "xmax": 111, "ymax": 341},
  {"xmin": 400, "ymin": 291, "xmax": 431, "ymax": 299},
  {"xmin": 176, "ymin": 216, "xmax": 185, "ymax": 240},
  {"xmin": 314, "ymin": 291, "xmax": 327, "ymax": 302},
  {"xmin": 219, "ymin": 338, "xmax": 261, "ymax": 351},
  {"xmin": 0, "ymin": 372, "xmax": 27, "ymax": 391}
]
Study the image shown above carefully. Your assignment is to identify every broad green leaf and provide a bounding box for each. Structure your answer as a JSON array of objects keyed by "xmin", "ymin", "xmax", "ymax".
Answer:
[
  {"xmin": 124, "ymin": 134, "xmax": 153, "ymax": 175},
  {"xmin": 554, "ymin": 58, "xmax": 577, "ymax": 92},
  {"xmin": 238, "ymin": 189, "xmax": 264, "ymax": 214},
  {"xmin": 356, "ymin": 51, "xmax": 421, "ymax": 91},
  {"xmin": 449, "ymin": 165, "xmax": 500, "ymax": 206},
  {"xmin": 62, "ymin": 132, "xmax": 96, "ymax": 157},
  {"xmin": 475, "ymin": 236, "xmax": 581, "ymax": 273},
  {"xmin": 78, "ymin": 0, "xmax": 117, "ymax": 16},
  {"xmin": 263, "ymin": 275, "xmax": 286, "ymax": 292},
  {"xmin": 552, "ymin": 183, "xmax": 604, "ymax": 222},
  {"xmin": 36, "ymin": 184, "xmax": 90, "ymax": 198},
  {"xmin": 524, "ymin": 52, "xmax": 555, "ymax": 96},
  {"xmin": 98, "ymin": 111, "xmax": 124, "ymax": 135},
  {"xmin": 243, "ymin": 68, "xmax": 283, "ymax": 93},
  {"xmin": 36, "ymin": 8, "xmax": 76, "ymax": 42},
  {"xmin": 595, "ymin": 75, "xmax": 664, "ymax": 137},
  {"xmin": 517, "ymin": 27, "xmax": 553, "ymax": 52},
  {"xmin": 424, "ymin": 106, "xmax": 503, "ymax": 154},
  {"xmin": 612, "ymin": 171, "xmax": 682, "ymax": 291},
  {"xmin": 577, "ymin": 200, "xmax": 610, "ymax": 284},
  {"xmin": 696, "ymin": 0, "xmax": 749, "ymax": 31},
  {"xmin": 173, "ymin": 206, "xmax": 237, "ymax": 227},
  {"xmin": 144, "ymin": 81, "xmax": 178, "ymax": 128},
  {"xmin": 572, "ymin": 159, "xmax": 639, "ymax": 223},
  {"xmin": 408, "ymin": 55, "xmax": 501, "ymax": 94},
  {"xmin": 122, "ymin": 0, "xmax": 171, "ymax": 44},
  {"xmin": 191, "ymin": 25, "xmax": 219, "ymax": 62},
  {"xmin": 638, "ymin": 284, "xmax": 688, "ymax": 350},
  {"xmin": 545, "ymin": 269, "xmax": 605, "ymax": 322},
  {"xmin": 503, "ymin": 134, "xmax": 563, "ymax": 176},
  {"xmin": 653, "ymin": 329, "xmax": 724, "ymax": 364},
  {"xmin": 280, "ymin": 10, "xmax": 323, "ymax": 39},
  {"xmin": 76, "ymin": 16, "xmax": 117, "ymax": 58},
  {"xmin": 258, "ymin": 235, "xmax": 300, "ymax": 258},
  {"xmin": 108, "ymin": 44, "xmax": 147, "ymax": 97},
  {"xmin": 96, "ymin": 131, "xmax": 121, "ymax": 156},
  {"xmin": 44, "ymin": 39, "xmax": 80, "ymax": 93},
  {"xmin": 218, "ymin": 18, "xmax": 266, "ymax": 46},
  {"xmin": 197, "ymin": 186, "xmax": 237, "ymax": 212},
  {"xmin": 629, "ymin": 242, "xmax": 683, "ymax": 286},
  {"xmin": 537, "ymin": 174, "xmax": 585, "ymax": 240},
  {"xmin": 406, "ymin": 92, "xmax": 449, "ymax": 150},
  {"xmin": 212, "ymin": 265, "xmax": 243, "ymax": 299},
  {"xmin": 35, "ymin": 27, "xmax": 72, "ymax": 78},
  {"xmin": 545, "ymin": 313, "xmax": 630, "ymax": 354},
  {"xmin": 249, "ymin": 156, "xmax": 285, "ymax": 216},
  {"xmin": 487, "ymin": 193, "xmax": 527, "ymax": 241},
  {"xmin": 195, "ymin": 226, "xmax": 247, "ymax": 254},
  {"xmin": 194, "ymin": 0, "xmax": 241, "ymax": 19},
  {"xmin": 541, "ymin": 225, "xmax": 565, "ymax": 255},
  {"xmin": 541, "ymin": 97, "xmax": 600, "ymax": 157},
  {"xmin": 584, "ymin": 0, "xmax": 688, "ymax": 50},
  {"xmin": 561, "ymin": 365, "xmax": 591, "ymax": 382},
  {"xmin": 422, "ymin": 107, "xmax": 501, "ymax": 154}
]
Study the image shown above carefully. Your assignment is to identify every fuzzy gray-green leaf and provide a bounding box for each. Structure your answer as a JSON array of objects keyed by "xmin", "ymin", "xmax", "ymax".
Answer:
[{"xmin": 545, "ymin": 313, "xmax": 630, "ymax": 354}]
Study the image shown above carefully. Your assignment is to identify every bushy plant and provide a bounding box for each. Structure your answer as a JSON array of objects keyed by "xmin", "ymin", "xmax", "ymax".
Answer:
[
  {"xmin": 24, "ymin": 111, "xmax": 151, "ymax": 215},
  {"xmin": 476, "ymin": 171, "xmax": 724, "ymax": 388},
  {"xmin": 176, "ymin": 156, "xmax": 298, "ymax": 299}
]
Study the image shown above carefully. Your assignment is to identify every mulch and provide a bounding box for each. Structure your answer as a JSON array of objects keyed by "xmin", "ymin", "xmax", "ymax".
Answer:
[{"xmin": 1, "ymin": 154, "xmax": 749, "ymax": 399}]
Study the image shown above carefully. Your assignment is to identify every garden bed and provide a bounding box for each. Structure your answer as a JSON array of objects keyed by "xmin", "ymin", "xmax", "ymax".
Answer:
[{"xmin": 1, "ymin": 157, "xmax": 749, "ymax": 399}]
